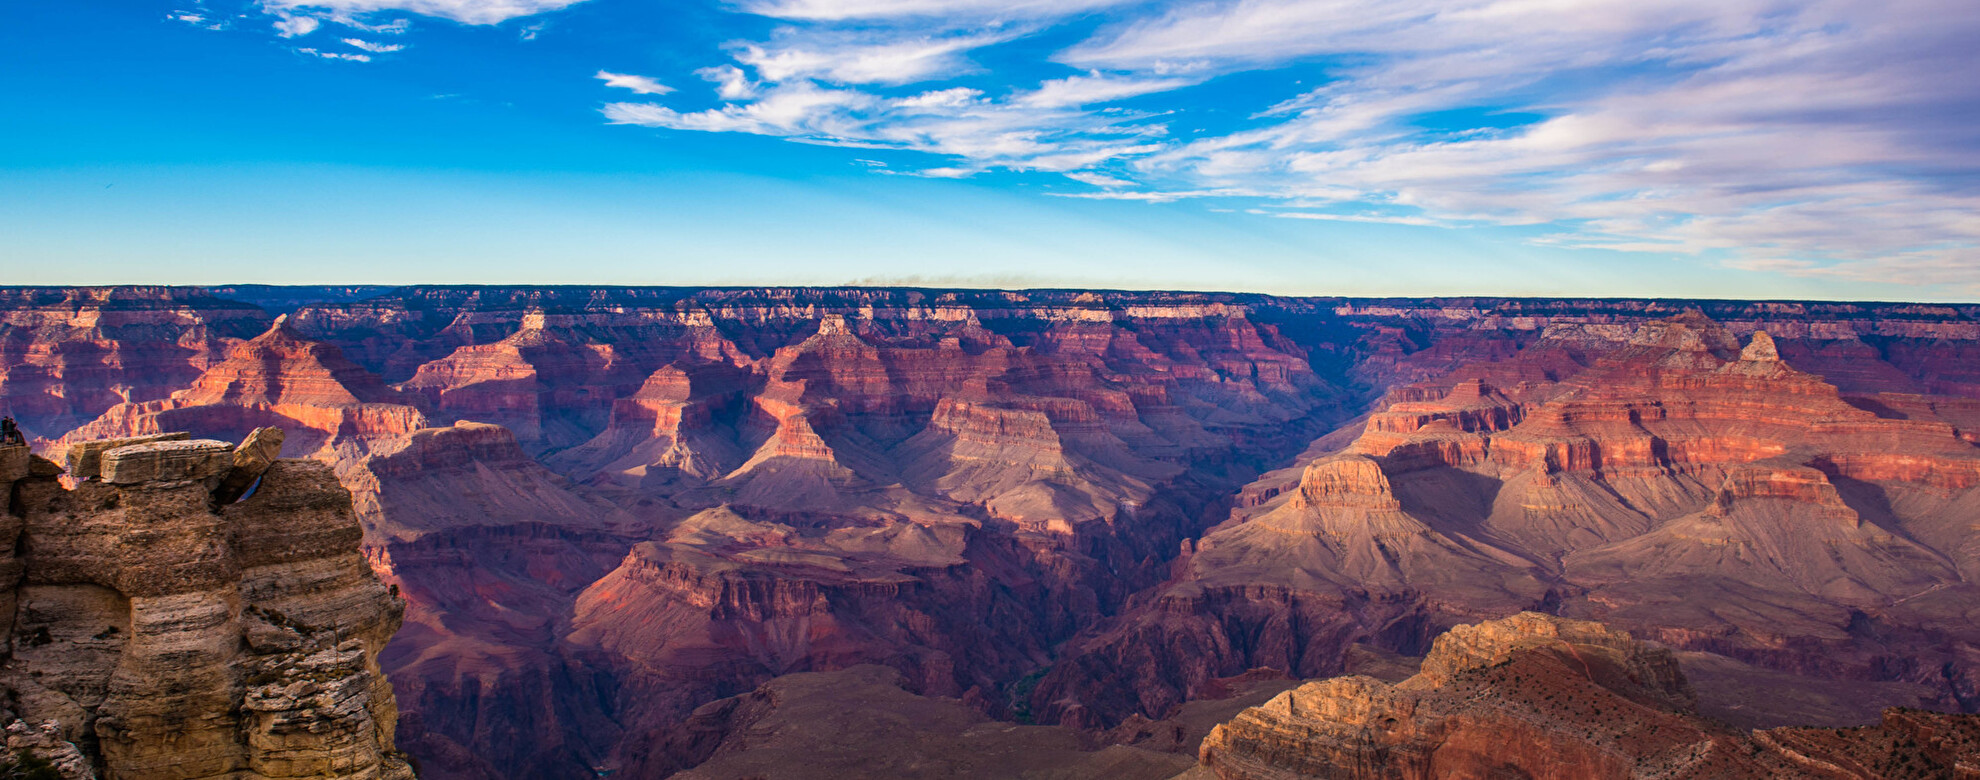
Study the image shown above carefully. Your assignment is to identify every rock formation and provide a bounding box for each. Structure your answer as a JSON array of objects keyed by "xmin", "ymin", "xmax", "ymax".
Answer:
[
  {"xmin": 0, "ymin": 430, "xmax": 412, "ymax": 779},
  {"xmin": 1194, "ymin": 613, "xmax": 1980, "ymax": 780},
  {"xmin": 0, "ymin": 287, "xmax": 269, "ymax": 440},
  {"xmin": 10, "ymin": 286, "xmax": 1980, "ymax": 779},
  {"xmin": 58, "ymin": 317, "xmax": 428, "ymax": 458},
  {"xmin": 1035, "ymin": 314, "xmax": 1980, "ymax": 734}
]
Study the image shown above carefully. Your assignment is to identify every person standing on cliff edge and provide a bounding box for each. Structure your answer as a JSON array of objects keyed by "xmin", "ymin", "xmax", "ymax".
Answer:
[{"xmin": 0, "ymin": 416, "xmax": 22, "ymax": 446}]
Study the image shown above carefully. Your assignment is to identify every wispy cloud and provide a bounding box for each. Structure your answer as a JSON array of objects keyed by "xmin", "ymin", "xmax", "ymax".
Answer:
[
  {"xmin": 1018, "ymin": 71, "xmax": 1200, "ymax": 108},
  {"xmin": 259, "ymin": 0, "xmax": 589, "ymax": 25},
  {"xmin": 342, "ymin": 17, "xmax": 413, "ymax": 33},
  {"xmin": 596, "ymin": 70, "xmax": 673, "ymax": 95},
  {"xmin": 1253, "ymin": 210, "xmax": 1444, "ymax": 227},
  {"xmin": 169, "ymin": 9, "xmax": 229, "ymax": 30},
  {"xmin": 603, "ymin": 8, "xmax": 1204, "ymax": 178},
  {"xmin": 1051, "ymin": 187, "xmax": 1254, "ymax": 203},
  {"xmin": 734, "ymin": 30, "xmax": 1015, "ymax": 85},
  {"xmin": 1064, "ymin": 171, "xmax": 1135, "ymax": 188},
  {"xmin": 298, "ymin": 47, "xmax": 372, "ymax": 62},
  {"xmin": 738, "ymin": 0, "xmax": 1132, "ymax": 22},
  {"xmin": 343, "ymin": 38, "xmax": 405, "ymax": 52},
  {"xmin": 607, "ymin": 78, "xmax": 1175, "ymax": 176}
]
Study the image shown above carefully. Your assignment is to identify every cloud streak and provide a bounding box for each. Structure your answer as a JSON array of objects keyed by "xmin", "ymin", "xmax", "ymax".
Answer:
[
  {"xmin": 597, "ymin": 70, "xmax": 673, "ymax": 95},
  {"xmin": 260, "ymin": 0, "xmax": 588, "ymax": 25}
]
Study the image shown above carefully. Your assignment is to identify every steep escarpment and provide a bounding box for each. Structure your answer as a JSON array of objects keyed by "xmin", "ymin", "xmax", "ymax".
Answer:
[
  {"xmin": 534, "ymin": 310, "xmax": 1340, "ymax": 777},
  {"xmin": 0, "ymin": 431, "xmax": 412, "ymax": 779},
  {"xmin": 0, "ymin": 287, "xmax": 270, "ymax": 439},
  {"xmin": 344, "ymin": 421, "xmax": 638, "ymax": 780},
  {"xmin": 1193, "ymin": 613, "xmax": 1980, "ymax": 780},
  {"xmin": 60, "ymin": 317, "xmax": 428, "ymax": 458},
  {"xmin": 1036, "ymin": 312, "xmax": 1980, "ymax": 733}
]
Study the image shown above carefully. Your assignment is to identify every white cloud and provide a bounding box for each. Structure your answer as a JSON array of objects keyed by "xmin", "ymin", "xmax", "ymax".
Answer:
[
  {"xmin": 894, "ymin": 87, "xmax": 982, "ymax": 110},
  {"xmin": 171, "ymin": 10, "xmax": 227, "ymax": 30},
  {"xmin": 260, "ymin": 0, "xmax": 588, "ymax": 26},
  {"xmin": 1065, "ymin": 171, "xmax": 1135, "ymax": 187},
  {"xmin": 1050, "ymin": 188, "xmax": 1252, "ymax": 202},
  {"xmin": 343, "ymin": 17, "xmax": 413, "ymax": 33},
  {"xmin": 343, "ymin": 38, "xmax": 405, "ymax": 52},
  {"xmin": 596, "ymin": 70, "xmax": 674, "ymax": 95},
  {"xmin": 298, "ymin": 48, "xmax": 372, "ymax": 62},
  {"xmin": 737, "ymin": 0, "xmax": 1130, "ymax": 21},
  {"xmin": 1018, "ymin": 72, "xmax": 1199, "ymax": 108},
  {"xmin": 698, "ymin": 66, "xmax": 759, "ymax": 99},
  {"xmin": 606, "ymin": 75, "xmax": 1172, "ymax": 175},
  {"xmin": 606, "ymin": 82, "xmax": 879, "ymax": 135},
  {"xmin": 273, "ymin": 13, "xmax": 320, "ymax": 37},
  {"xmin": 735, "ymin": 32, "xmax": 1008, "ymax": 85},
  {"xmin": 1255, "ymin": 210, "xmax": 1444, "ymax": 227}
]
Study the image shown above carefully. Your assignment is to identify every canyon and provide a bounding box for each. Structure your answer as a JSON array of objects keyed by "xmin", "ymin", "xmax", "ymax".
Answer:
[{"xmin": 5, "ymin": 285, "xmax": 1980, "ymax": 778}]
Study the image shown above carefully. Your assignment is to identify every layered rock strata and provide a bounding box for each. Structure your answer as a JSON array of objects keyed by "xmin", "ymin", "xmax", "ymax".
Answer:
[
  {"xmin": 1195, "ymin": 613, "xmax": 1980, "ymax": 780},
  {"xmin": 0, "ymin": 287, "xmax": 269, "ymax": 440},
  {"xmin": 11, "ymin": 287, "xmax": 1980, "ymax": 780},
  {"xmin": 0, "ymin": 431, "xmax": 413, "ymax": 780},
  {"xmin": 60, "ymin": 317, "xmax": 428, "ymax": 458},
  {"xmin": 1035, "ymin": 314, "xmax": 1980, "ymax": 733}
]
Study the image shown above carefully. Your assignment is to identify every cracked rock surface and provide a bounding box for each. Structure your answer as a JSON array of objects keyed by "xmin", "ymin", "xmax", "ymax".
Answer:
[{"xmin": 0, "ymin": 432, "xmax": 414, "ymax": 780}]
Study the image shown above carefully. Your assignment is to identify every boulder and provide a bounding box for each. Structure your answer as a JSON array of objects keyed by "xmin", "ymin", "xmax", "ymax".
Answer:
[
  {"xmin": 99, "ymin": 439, "xmax": 233, "ymax": 485},
  {"xmin": 213, "ymin": 427, "xmax": 285, "ymax": 504},
  {"xmin": 64, "ymin": 432, "xmax": 190, "ymax": 480}
]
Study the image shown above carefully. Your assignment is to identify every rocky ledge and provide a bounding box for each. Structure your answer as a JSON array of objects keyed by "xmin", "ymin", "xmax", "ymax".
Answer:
[
  {"xmin": 0, "ymin": 429, "xmax": 413, "ymax": 780},
  {"xmin": 1194, "ymin": 612, "xmax": 1980, "ymax": 780}
]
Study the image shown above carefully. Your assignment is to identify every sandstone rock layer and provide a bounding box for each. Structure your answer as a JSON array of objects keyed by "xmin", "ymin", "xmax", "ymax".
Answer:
[
  {"xmin": 0, "ymin": 433, "xmax": 413, "ymax": 780},
  {"xmin": 1197, "ymin": 613, "xmax": 1980, "ymax": 780}
]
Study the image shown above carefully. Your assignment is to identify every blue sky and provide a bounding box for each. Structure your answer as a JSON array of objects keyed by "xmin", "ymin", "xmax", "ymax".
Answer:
[{"xmin": 3, "ymin": 0, "xmax": 1975, "ymax": 300}]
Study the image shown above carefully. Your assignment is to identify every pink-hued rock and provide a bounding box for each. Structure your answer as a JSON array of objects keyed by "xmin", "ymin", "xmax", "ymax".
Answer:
[
  {"xmin": 57, "ymin": 318, "xmax": 428, "ymax": 458},
  {"xmin": 1196, "ymin": 613, "xmax": 1980, "ymax": 780},
  {"xmin": 1036, "ymin": 315, "xmax": 1980, "ymax": 735}
]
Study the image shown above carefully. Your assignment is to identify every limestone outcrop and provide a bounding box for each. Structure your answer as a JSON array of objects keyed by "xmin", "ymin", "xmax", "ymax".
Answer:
[{"xmin": 0, "ymin": 431, "xmax": 413, "ymax": 780}]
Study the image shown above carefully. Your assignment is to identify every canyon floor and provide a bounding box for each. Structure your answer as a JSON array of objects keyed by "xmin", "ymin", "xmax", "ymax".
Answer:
[{"xmin": 7, "ymin": 285, "xmax": 1980, "ymax": 779}]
